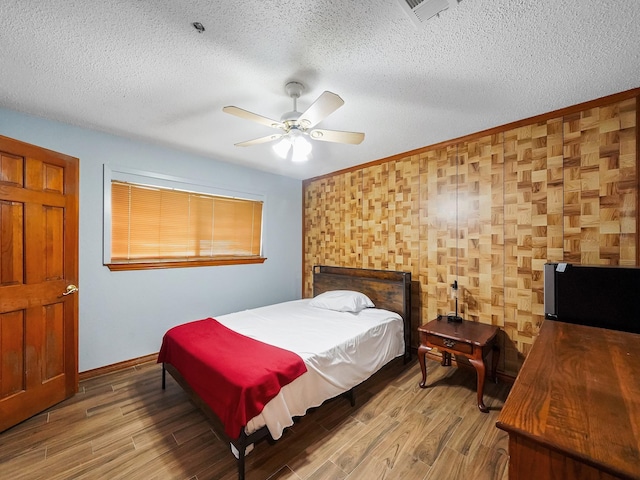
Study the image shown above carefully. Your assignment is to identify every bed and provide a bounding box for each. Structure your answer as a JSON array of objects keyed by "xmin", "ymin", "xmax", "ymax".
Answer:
[{"xmin": 158, "ymin": 265, "xmax": 411, "ymax": 480}]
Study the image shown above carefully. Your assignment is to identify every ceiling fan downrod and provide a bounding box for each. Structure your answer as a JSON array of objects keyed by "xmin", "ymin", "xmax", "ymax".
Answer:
[{"xmin": 281, "ymin": 82, "xmax": 305, "ymax": 125}]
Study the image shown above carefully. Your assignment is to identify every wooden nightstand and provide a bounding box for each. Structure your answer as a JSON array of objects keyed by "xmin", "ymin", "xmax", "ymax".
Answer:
[{"xmin": 418, "ymin": 318, "xmax": 500, "ymax": 412}]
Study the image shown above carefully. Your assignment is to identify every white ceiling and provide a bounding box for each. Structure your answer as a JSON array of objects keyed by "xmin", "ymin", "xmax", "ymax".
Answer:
[{"xmin": 1, "ymin": 0, "xmax": 639, "ymax": 180}]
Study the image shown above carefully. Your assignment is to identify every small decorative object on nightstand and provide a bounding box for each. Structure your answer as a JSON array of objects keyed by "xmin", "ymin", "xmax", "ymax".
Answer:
[
  {"xmin": 418, "ymin": 318, "xmax": 499, "ymax": 413},
  {"xmin": 448, "ymin": 280, "xmax": 462, "ymax": 322}
]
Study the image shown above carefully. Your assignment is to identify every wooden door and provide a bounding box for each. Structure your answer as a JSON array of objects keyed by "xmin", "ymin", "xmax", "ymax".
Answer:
[{"xmin": 0, "ymin": 135, "xmax": 79, "ymax": 432}]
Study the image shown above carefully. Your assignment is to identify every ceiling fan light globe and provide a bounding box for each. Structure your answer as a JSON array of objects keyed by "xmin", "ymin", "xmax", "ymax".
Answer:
[
  {"xmin": 292, "ymin": 134, "xmax": 312, "ymax": 157},
  {"xmin": 291, "ymin": 148, "xmax": 310, "ymax": 162},
  {"xmin": 272, "ymin": 138, "xmax": 291, "ymax": 158}
]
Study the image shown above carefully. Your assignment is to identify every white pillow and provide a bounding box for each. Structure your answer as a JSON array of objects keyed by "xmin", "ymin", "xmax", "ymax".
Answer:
[{"xmin": 309, "ymin": 290, "xmax": 375, "ymax": 313}]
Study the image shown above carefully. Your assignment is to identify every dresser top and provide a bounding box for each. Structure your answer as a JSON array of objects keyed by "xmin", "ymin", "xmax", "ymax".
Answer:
[{"xmin": 496, "ymin": 320, "xmax": 640, "ymax": 479}]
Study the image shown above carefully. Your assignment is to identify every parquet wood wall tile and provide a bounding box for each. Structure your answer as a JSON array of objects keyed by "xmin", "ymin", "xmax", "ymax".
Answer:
[
  {"xmin": 619, "ymin": 100, "xmax": 638, "ymax": 264},
  {"xmin": 303, "ymin": 179, "xmax": 321, "ymax": 296},
  {"xmin": 395, "ymin": 155, "xmax": 421, "ymax": 337},
  {"xmin": 546, "ymin": 118, "xmax": 565, "ymax": 265},
  {"xmin": 424, "ymin": 146, "xmax": 458, "ymax": 320},
  {"xmin": 446, "ymin": 146, "xmax": 459, "ymax": 315},
  {"xmin": 422, "ymin": 149, "xmax": 440, "ymax": 323},
  {"xmin": 361, "ymin": 163, "xmax": 388, "ymax": 271},
  {"xmin": 348, "ymin": 170, "xmax": 363, "ymax": 266},
  {"xmin": 464, "ymin": 136, "xmax": 494, "ymax": 325},
  {"xmin": 502, "ymin": 128, "xmax": 520, "ymax": 368},
  {"xmin": 490, "ymin": 134, "xmax": 505, "ymax": 332},
  {"xmin": 303, "ymin": 96, "xmax": 638, "ymax": 376},
  {"xmin": 456, "ymin": 143, "xmax": 470, "ymax": 317},
  {"xmin": 563, "ymin": 99, "xmax": 637, "ymax": 266}
]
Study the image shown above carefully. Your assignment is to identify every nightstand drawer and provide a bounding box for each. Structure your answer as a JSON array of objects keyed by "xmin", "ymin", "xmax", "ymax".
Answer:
[{"xmin": 426, "ymin": 334, "xmax": 473, "ymax": 355}]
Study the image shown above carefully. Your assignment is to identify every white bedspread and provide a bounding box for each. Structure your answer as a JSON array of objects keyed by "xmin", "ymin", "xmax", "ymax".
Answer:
[{"xmin": 216, "ymin": 299, "xmax": 404, "ymax": 440}]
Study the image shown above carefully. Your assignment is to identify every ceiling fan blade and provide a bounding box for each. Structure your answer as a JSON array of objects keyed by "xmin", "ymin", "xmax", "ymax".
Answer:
[
  {"xmin": 223, "ymin": 106, "xmax": 284, "ymax": 130},
  {"xmin": 298, "ymin": 91, "xmax": 344, "ymax": 129},
  {"xmin": 235, "ymin": 133, "xmax": 283, "ymax": 147},
  {"xmin": 309, "ymin": 129, "xmax": 365, "ymax": 145}
]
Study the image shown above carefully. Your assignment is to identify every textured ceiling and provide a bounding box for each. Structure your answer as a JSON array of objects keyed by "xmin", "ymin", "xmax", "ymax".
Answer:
[{"xmin": 1, "ymin": 0, "xmax": 639, "ymax": 180}]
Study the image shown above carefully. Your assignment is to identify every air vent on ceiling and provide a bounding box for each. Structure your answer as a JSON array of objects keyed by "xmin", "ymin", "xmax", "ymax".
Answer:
[{"xmin": 397, "ymin": 0, "xmax": 460, "ymax": 26}]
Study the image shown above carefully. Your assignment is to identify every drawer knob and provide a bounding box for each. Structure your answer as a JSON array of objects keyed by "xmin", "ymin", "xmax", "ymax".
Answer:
[{"xmin": 443, "ymin": 339, "xmax": 456, "ymax": 348}]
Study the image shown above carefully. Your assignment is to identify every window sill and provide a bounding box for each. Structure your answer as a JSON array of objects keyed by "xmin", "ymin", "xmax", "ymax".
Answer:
[{"xmin": 105, "ymin": 256, "xmax": 267, "ymax": 271}]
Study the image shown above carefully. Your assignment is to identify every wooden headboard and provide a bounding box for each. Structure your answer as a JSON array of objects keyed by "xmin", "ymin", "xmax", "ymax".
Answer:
[{"xmin": 312, "ymin": 265, "xmax": 412, "ymax": 363}]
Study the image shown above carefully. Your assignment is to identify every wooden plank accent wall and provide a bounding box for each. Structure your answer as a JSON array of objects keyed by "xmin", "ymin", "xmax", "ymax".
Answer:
[{"xmin": 303, "ymin": 90, "xmax": 639, "ymax": 376}]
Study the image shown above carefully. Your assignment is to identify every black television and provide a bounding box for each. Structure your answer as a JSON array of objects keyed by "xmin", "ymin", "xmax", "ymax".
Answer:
[{"xmin": 544, "ymin": 262, "xmax": 640, "ymax": 334}]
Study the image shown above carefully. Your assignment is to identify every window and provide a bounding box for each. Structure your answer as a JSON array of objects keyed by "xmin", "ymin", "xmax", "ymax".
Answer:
[{"xmin": 104, "ymin": 166, "xmax": 265, "ymax": 271}]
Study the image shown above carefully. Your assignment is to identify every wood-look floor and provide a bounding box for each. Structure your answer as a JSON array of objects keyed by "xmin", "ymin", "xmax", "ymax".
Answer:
[{"xmin": 0, "ymin": 357, "xmax": 511, "ymax": 480}]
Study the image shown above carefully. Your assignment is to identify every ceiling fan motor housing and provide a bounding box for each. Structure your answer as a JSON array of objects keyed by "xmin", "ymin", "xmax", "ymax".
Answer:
[{"xmin": 280, "ymin": 110, "xmax": 301, "ymax": 127}]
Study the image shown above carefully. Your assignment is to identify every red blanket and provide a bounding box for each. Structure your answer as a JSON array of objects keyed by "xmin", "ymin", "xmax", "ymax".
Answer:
[{"xmin": 158, "ymin": 318, "xmax": 307, "ymax": 438}]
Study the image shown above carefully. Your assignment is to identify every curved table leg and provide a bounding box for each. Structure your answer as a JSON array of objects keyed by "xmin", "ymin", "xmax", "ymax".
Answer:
[
  {"xmin": 418, "ymin": 345, "xmax": 430, "ymax": 388},
  {"xmin": 469, "ymin": 357, "xmax": 489, "ymax": 413}
]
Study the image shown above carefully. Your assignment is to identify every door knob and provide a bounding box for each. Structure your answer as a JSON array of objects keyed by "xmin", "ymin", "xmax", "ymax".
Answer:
[{"xmin": 62, "ymin": 284, "xmax": 79, "ymax": 296}]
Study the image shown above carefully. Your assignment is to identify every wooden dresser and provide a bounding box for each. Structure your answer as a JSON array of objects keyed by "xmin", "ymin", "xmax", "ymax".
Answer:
[{"xmin": 496, "ymin": 320, "xmax": 640, "ymax": 480}]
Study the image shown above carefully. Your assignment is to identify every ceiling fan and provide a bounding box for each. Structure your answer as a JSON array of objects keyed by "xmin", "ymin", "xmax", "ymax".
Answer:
[{"xmin": 222, "ymin": 81, "xmax": 364, "ymax": 161}]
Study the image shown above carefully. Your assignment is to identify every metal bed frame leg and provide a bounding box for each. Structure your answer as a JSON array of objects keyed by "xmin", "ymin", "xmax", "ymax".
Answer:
[
  {"xmin": 237, "ymin": 446, "xmax": 246, "ymax": 480},
  {"xmin": 231, "ymin": 427, "xmax": 272, "ymax": 480},
  {"xmin": 162, "ymin": 363, "xmax": 246, "ymax": 479},
  {"xmin": 343, "ymin": 388, "xmax": 355, "ymax": 407},
  {"xmin": 234, "ymin": 431, "xmax": 249, "ymax": 480}
]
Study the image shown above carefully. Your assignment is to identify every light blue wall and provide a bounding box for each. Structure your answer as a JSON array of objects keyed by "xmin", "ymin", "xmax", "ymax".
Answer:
[{"xmin": 0, "ymin": 108, "xmax": 303, "ymax": 372}]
